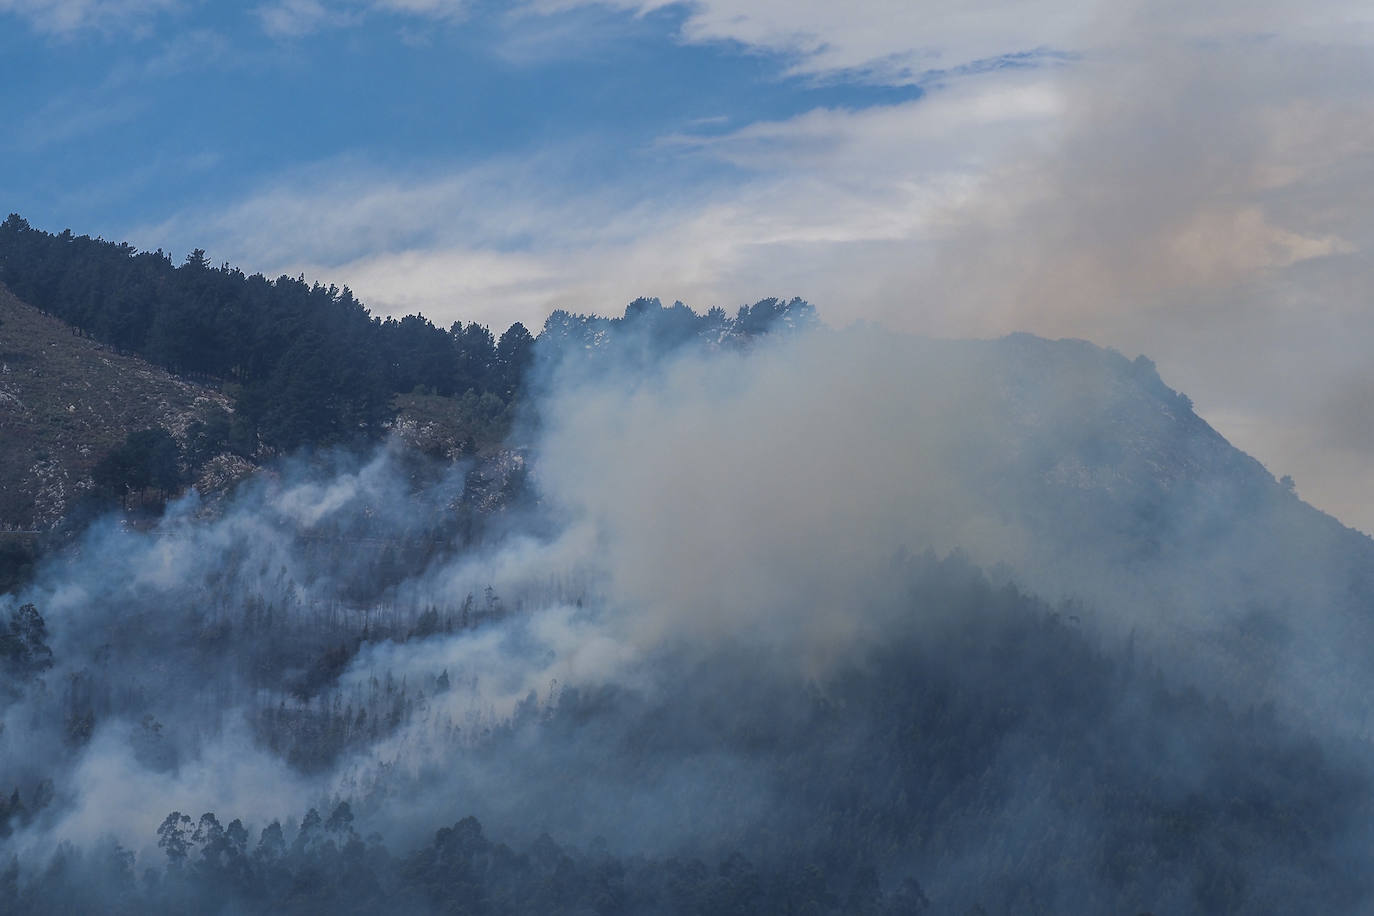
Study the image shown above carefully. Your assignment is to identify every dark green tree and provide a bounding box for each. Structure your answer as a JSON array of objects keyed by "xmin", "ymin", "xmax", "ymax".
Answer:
[
  {"xmin": 0, "ymin": 603, "xmax": 53, "ymax": 679},
  {"xmin": 495, "ymin": 322, "xmax": 535, "ymax": 398}
]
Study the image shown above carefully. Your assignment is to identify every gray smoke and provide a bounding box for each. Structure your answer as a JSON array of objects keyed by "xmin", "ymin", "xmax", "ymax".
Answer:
[{"xmin": 2, "ymin": 318, "xmax": 1373, "ymax": 913}]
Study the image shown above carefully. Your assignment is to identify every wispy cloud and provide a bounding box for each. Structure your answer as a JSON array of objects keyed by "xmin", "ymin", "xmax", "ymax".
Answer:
[
  {"xmin": 0, "ymin": 0, "xmax": 180, "ymax": 36},
  {"xmin": 536, "ymin": 0, "xmax": 1374, "ymax": 85},
  {"xmin": 10, "ymin": 93, "xmax": 149, "ymax": 153},
  {"xmin": 253, "ymin": 0, "xmax": 467, "ymax": 37},
  {"xmin": 531, "ymin": 0, "xmax": 1102, "ymax": 83},
  {"xmin": 134, "ymin": 73, "xmax": 1063, "ymax": 327},
  {"xmin": 254, "ymin": 0, "xmax": 355, "ymax": 37},
  {"xmin": 6, "ymin": 27, "xmax": 235, "ymax": 154}
]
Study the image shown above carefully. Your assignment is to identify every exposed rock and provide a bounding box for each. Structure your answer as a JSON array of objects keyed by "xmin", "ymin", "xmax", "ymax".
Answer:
[{"xmin": 0, "ymin": 284, "xmax": 236, "ymax": 529}]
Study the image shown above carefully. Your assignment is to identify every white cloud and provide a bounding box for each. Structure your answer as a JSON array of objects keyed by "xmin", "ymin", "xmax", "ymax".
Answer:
[
  {"xmin": 140, "ymin": 72, "xmax": 1060, "ymax": 323},
  {"xmin": 537, "ymin": 0, "xmax": 1374, "ymax": 83},
  {"xmin": 374, "ymin": 0, "xmax": 464, "ymax": 13},
  {"xmin": 255, "ymin": 0, "xmax": 348, "ymax": 37},
  {"xmin": 531, "ymin": 0, "xmax": 1101, "ymax": 82},
  {"xmin": 253, "ymin": 0, "xmax": 466, "ymax": 36},
  {"xmin": 245, "ymin": 0, "xmax": 1374, "ymax": 70},
  {"xmin": 0, "ymin": 0, "xmax": 178, "ymax": 35}
]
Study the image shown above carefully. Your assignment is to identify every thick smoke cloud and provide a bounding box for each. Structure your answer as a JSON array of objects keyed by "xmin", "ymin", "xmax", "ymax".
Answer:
[{"xmin": 4, "ymin": 320, "xmax": 1374, "ymax": 913}]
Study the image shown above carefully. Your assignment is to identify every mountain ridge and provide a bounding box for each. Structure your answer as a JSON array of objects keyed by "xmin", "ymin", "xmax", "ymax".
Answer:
[{"xmin": 4, "ymin": 252, "xmax": 1374, "ymax": 914}]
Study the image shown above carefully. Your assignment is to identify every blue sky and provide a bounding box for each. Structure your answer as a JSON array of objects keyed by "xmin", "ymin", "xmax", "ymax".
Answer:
[
  {"xmin": 2, "ymin": 0, "xmax": 1374, "ymax": 533},
  {"xmin": 2, "ymin": 0, "xmax": 1086, "ymax": 330},
  {"xmin": 2, "ymin": 3, "xmax": 924, "ymax": 253}
]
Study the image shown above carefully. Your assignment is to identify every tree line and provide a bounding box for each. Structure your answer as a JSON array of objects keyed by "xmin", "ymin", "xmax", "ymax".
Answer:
[
  {"xmin": 0, "ymin": 215, "xmax": 816, "ymax": 461},
  {"xmin": 4, "ymin": 806, "xmax": 936, "ymax": 916},
  {"xmin": 0, "ymin": 215, "xmax": 535, "ymax": 454}
]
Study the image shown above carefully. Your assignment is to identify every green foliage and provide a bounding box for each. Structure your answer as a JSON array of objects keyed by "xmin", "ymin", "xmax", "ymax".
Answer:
[
  {"xmin": 0, "ymin": 214, "xmax": 821, "ymax": 462},
  {"xmin": 93, "ymin": 427, "xmax": 182, "ymax": 505},
  {"xmin": 183, "ymin": 408, "xmax": 235, "ymax": 466},
  {"xmin": 393, "ymin": 388, "xmax": 515, "ymax": 457},
  {"xmin": 495, "ymin": 322, "xmax": 535, "ymax": 398},
  {"xmin": 0, "ymin": 216, "xmax": 525, "ymax": 454}
]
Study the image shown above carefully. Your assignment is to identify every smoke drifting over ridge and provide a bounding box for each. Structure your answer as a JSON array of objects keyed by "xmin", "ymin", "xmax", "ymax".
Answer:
[
  {"xmin": 4, "ymin": 318, "xmax": 1374, "ymax": 912},
  {"xmin": 128, "ymin": 0, "xmax": 1373, "ymax": 535},
  {"xmin": 865, "ymin": 2, "xmax": 1374, "ymax": 534}
]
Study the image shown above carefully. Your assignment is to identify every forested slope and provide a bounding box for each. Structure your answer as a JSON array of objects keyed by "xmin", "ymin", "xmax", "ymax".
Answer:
[
  {"xmin": 0, "ymin": 215, "xmax": 533, "ymax": 453},
  {"xmin": 0, "ymin": 215, "xmax": 815, "ymax": 458},
  {"xmin": 5, "ymin": 217, "xmax": 1374, "ymax": 915}
]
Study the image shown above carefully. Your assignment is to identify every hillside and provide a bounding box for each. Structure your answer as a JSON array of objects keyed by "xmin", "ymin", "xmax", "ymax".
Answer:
[
  {"xmin": 4, "ymin": 240, "xmax": 1374, "ymax": 914},
  {"xmin": 0, "ymin": 216, "xmax": 535, "ymax": 453},
  {"xmin": 832, "ymin": 331, "xmax": 1374, "ymax": 729},
  {"xmin": 0, "ymin": 284, "xmax": 237, "ymax": 530}
]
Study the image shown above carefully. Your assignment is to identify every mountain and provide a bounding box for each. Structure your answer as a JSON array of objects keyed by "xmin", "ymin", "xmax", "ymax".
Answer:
[
  {"xmin": 940, "ymin": 333, "xmax": 1374, "ymax": 727},
  {"xmin": 3, "ymin": 227, "xmax": 1374, "ymax": 914}
]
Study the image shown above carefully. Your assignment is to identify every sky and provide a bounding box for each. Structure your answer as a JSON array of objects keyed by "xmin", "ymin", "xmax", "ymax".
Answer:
[{"xmin": 2, "ymin": 0, "xmax": 1373, "ymax": 533}]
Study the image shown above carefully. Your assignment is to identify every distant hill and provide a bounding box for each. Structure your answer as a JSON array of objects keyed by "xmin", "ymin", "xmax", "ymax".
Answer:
[{"xmin": 0, "ymin": 284, "xmax": 237, "ymax": 531}]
